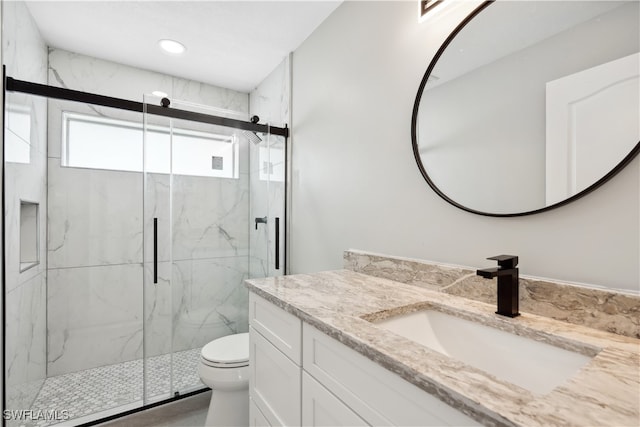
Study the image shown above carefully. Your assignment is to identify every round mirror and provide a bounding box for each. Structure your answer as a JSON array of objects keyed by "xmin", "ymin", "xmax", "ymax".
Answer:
[{"xmin": 412, "ymin": 0, "xmax": 640, "ymax": 216}]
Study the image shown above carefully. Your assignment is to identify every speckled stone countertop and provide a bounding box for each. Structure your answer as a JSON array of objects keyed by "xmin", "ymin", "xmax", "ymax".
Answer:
[{"xmin": 245, "ymin": 270, "xmax": 640, "ymax": 427}]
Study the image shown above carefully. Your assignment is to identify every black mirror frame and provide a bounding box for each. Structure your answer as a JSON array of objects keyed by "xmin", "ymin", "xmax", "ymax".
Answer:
[{"xmin": 411, "ymin": 0, "xmax": 640, "ymax": 217}]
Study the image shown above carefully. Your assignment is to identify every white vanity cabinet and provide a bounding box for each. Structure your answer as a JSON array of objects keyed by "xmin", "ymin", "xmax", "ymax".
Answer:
[{"xmin": 249, "ymin": 293, "xmax": 479, "ymax": 427}]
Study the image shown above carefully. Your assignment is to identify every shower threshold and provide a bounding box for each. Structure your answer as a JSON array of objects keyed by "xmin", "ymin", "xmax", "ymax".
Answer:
[{"xmin": 9, "ymin": 348, "xmax": 204, "ymax": 427}]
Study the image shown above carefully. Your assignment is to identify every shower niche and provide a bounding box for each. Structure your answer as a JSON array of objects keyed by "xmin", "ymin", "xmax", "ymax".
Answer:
[{"xmin": 19, "ymin": 200, "xmax": 39, "ymax": 272}]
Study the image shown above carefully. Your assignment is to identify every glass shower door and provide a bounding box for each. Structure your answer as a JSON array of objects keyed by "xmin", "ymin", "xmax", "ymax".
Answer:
[
  {"xmin": 249, "ymin": 130, "xmax": 286, "ymax": 278},
  {"xmin": 142, "ymin": 96, "xmax": 254, "ymax": 401},
  {"xmin": 142, "ymin": 94, "xmax": 174, "ymax": 402},
  {"xmin": 168, "ymin": 99, "xmax": 252, "ymax": 397}
]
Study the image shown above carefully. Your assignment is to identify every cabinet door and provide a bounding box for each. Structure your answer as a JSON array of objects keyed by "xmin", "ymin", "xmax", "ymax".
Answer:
[
  {"xmin": 250, "ymin": 326, "xmax": 301, "ymax": 426},
  {"xmin": 250, "ymin": 398, "xmax": 271, "ymax": 427},
  {"xmin": 302, "ymin": 372, "xmax": 368, "ymax": 427}
]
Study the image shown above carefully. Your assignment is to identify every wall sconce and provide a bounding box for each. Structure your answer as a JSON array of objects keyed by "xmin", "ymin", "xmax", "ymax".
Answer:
[{"xmin": 419, "ymin": 0, "xmax": 447, "ymax": 22}]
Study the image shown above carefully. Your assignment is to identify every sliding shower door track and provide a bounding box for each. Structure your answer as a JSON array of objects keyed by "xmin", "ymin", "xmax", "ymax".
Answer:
[
  {"xmin": 75, "ymin": 387, "xmax": 210, "ymax": 427},
  {"xmin": 5, "ymin": 76, "xmax": 289, "ymax": 137}
]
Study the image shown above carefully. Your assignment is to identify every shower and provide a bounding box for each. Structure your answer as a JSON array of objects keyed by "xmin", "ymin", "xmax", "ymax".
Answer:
[{"xmin": 2, "ymin": 74, "xmax": 289, "ymax": 426}]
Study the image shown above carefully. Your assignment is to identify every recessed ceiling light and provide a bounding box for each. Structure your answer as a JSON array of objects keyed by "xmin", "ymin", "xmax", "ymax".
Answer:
[
  {"xmin": 158, "ymin": 39, "xmax": 186, "ymax": 55},
  {"xmin": 152, "ymin": 90, "xmax": 168, "ymax": 98}
]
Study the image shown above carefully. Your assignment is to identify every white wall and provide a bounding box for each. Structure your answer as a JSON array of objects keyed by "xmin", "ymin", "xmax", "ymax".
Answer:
[{"xmin": 290, "ymin": 1, "xmax": 639, "ymax": 293}]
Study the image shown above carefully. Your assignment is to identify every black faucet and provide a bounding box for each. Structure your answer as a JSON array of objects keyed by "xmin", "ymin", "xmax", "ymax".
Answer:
[{"xmin": 476, "ymin": 255, "xmax": 520, "ymax": 318}]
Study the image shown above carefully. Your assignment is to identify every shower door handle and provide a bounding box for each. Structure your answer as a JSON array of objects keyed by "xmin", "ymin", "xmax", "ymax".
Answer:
[
  {"xmin": 153, "ymin": 218, "xmax": 158, "ymax": 284},
  {"xmin": 275, "ymin": 217, "xmax": 280, "ymax": 270}
]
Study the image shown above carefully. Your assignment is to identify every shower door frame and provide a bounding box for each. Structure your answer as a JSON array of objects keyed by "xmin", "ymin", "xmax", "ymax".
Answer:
[{"xmin": 1, "ymin": 73, "xmax": 289, "ymax": 426}]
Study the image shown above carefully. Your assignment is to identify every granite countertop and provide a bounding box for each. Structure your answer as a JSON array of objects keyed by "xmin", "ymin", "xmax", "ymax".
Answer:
[{"xmin": 245, "ymin": 269, "xmax": 640, "ymax": 427}]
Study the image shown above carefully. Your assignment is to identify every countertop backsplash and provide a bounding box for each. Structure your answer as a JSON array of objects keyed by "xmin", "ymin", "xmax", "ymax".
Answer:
[{"xmin": 344, "ymin": 249, "xmax": 640, "ymax": 339}]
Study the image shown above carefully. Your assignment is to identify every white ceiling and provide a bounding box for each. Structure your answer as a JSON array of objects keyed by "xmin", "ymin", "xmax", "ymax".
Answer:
[{"xmin": 25, "ymin": 0, "xmax": 342, "ymax": 93}]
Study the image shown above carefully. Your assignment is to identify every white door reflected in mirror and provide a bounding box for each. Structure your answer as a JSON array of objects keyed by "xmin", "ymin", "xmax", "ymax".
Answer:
[{"xmin": 546, "ymin": 53, "xmax": 640, "ymax": 205}]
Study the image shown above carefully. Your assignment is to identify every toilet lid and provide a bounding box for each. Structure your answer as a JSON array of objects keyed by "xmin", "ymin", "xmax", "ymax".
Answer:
[{"xmin": 201, "ymin": 333, "xmax": 249, "ymax": 366}]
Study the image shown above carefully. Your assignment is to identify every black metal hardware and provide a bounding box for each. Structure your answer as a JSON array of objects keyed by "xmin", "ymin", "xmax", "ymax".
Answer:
[
  {"xmin": 76, "ymin": 388, "xmax": 209, "ymax": 427},
  {"xmin": 275, "ymin": 217, "xmax": 280, "ymax": 270},
  {"xmin": 2, "ymin": 65, "xmax": 8, "ymax": 420},
  {"xmin": 5, "ymin": 76, "xmax": 289, "ymax": 137},
  {"xmin": 477, "ymin": 255, "xmax": 520, "ymax": 317},
  {"xmin": 283, "ymin": 126, "xmax": 288, "ymax": 275},
  {"xmin": 161, "ymin": 97, "xmax": 170, "ymax": 108},
  {"xmin": 255, "ymin": 216, "xmax": 267, "ymax": 230},
  {"xmin": 153, "ymin": 218, "xmax": 158, "ymax": 284}
]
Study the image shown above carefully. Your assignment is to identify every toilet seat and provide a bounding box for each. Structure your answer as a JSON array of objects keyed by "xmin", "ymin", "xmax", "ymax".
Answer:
[{"xmin": 201, "ymin": 332, "xmax": 249, "ymax": 369}]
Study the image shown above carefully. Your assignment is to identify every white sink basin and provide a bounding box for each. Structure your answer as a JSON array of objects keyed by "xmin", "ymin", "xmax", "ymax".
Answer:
[{"xmin": 374, "ymin": 309, "xmax": 594, "ymax": 395}]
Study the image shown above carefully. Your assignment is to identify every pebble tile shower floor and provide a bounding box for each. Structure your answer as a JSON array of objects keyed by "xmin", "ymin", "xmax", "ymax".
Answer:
[{"xmin": 11, "ymin": 348, "xmax": 203, "ymax": 427}]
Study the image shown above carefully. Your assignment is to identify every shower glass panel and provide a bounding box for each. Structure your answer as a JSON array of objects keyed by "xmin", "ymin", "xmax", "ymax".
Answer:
[
  {"xmin": 47, "ymin": 99, "xmax": 147, "ymax": 420},
  {"xmin": 249, "ymin": 131, "xmax": 286, "ymax": 278},
  {"xmin": 142, "ymin": 96, "xmax": 256, "ymax": 401}
]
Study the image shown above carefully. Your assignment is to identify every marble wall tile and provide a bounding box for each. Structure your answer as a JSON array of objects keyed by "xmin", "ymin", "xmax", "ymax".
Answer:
[
  {"xmin": 142, "ymin": 173, "xmax": 171, "ymax": 264},
  {"xmin": 5, "ymin": 95, "xmax": 49, "ymax": 292},
  {"xmin": 247, "ymin": 136, "xmax": 286, "ymax": 277},
  {"xmin": 48, "ymin": 48, "xmax": 248, "ymax": 114},
  {"xmin": 266, "ymin": 138, "xmax": 286, "ymax": 278},
  {"xmin": 47, "ymin": 158, "xmax": 144, "ymax": 269},
  {"xmin": 171, "ymin": 256, "xmax": 249, "ymax": 352},
  {"xmin": 249, "ymin": 56, "xmax": 290, "ymax": 129},
  {"xmin": 171, "ymin": 77, "xmax": 249, "ymax": 117},
  {"xmin": 237, "ymin": 134, "xmax": 251, "ymax": 176},
  {"xmin": 4, "ymin": 273, "xmax": 46, "ymax": 410},
  {"xmin": 4, "ymin": 165, "xmax": 46, "ymax": 293},
  {"xmin": 249, "ymin": 164, "xmax": 269, "ymax": 278},
  {"xmin": 344, "ymin": 249, "xmax": 640, "ymax": 339},
  {"xmin": 47, "ymin": 48, "xmax": 250, "ymax": 157},
  {"xmin": 42, "ymin": 45, "xmax": 253, "ymax": 377},
  {"xmin": 143, "ymin": 256, "xmax": 250, "ymax": 357},
  {"xmin": 6, "ymin": 92, "xmax": 47, "ymax": 163},
  {"xmin": 2, "ymin": 1, "xmax": 48, "ymax": 83},
  {"xmin": 171, "ymin": 174, "xmax": 250, "ymax": 261},
  {"xmin": 47, "ymin": 146, "xmax": 252, "ymax": 373},
  {"xmin": 48, "ymin": 49, "xmax": 174, "ymax": 103},
  {"xmin": 3, "ymin": 1, "xmax": 49, "ymax": 405},
  {"xmin": 47, "ymin": 264, "xmax": 144, "ymax": 376},
  {"xmin": 143, "ymin": 261, "xmax": 173, "ymax": 358},
  {"xmin": 248, "ymin": 255, "xmax": 269, "ymax": 281},
  {"xmin": 5, "ymin": 377, "xmax": 44, "ymax": 415}
]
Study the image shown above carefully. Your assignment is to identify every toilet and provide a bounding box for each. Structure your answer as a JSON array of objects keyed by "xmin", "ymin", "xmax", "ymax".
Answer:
[{"xmin": 198, "ymin": 333, "xmax": 250, "ymax": 426}]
